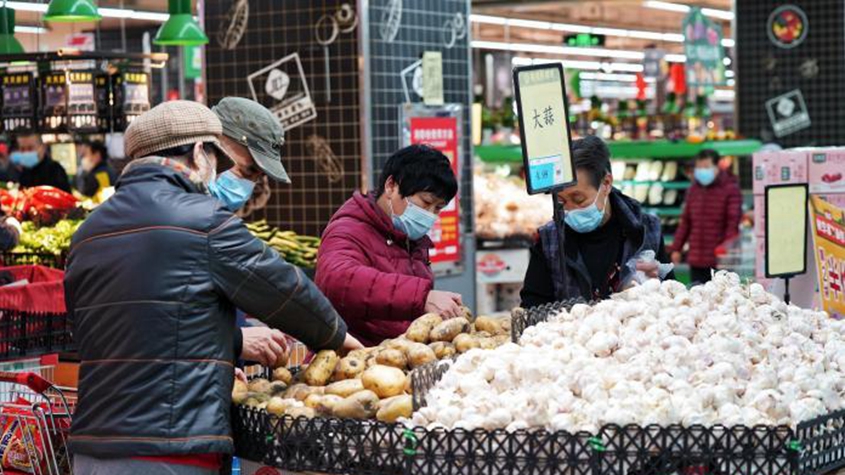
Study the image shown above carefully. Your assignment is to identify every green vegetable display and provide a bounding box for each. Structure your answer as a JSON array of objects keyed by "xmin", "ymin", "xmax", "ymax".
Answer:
[
  {"xmin": 246, "ymin": 220, "xmax": 321, "ymax": 269},
  {"xmin": 13, "ymin": 220, "xmax": 83, "ymax": 256}
]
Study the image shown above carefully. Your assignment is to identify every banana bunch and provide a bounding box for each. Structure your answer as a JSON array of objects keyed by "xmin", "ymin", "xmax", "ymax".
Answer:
[{"xmin": 246, "ymin": 220, "xmax": 321, "ymax": 269}]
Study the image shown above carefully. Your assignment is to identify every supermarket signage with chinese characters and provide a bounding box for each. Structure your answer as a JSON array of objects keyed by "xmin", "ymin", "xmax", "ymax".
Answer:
[
  {"xmin": 809, "ymin": 195, "xmax": 845, "ymax": 319},
  {"xmin": 409, "ymin": 116, "xmax": 461, "ymax": 265}
]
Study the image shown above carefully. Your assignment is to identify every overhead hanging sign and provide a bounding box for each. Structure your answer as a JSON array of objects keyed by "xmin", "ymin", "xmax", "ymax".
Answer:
[
  {"xmin": 809, "ymin": 195, "xmax": 845, "ymax": 319},
  {"xmin": 765, "ymin": 183, "xmax": 809, "ymax": 278},
  {"xmin": 512, "ymin": 63, "xmax": 576, "ymax": 194},
  {"xmin": 682, "ymin": 7, "xmax": 727, "ymax": 87}
]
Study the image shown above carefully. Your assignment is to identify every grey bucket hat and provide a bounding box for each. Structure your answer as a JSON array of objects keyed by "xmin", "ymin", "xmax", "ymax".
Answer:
[{"xmin": 212, "ymin": 97, "xmax": 290, "ymax": 184}]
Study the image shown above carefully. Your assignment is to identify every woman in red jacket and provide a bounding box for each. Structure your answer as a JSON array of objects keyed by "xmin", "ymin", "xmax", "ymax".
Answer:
[
  {"xmin": 316, "ymin": 145, "xmax": 462, "ymax": 346},
  {"xmin": 669, "ymin": 149, "xmax": 743, "ymax": 284}
]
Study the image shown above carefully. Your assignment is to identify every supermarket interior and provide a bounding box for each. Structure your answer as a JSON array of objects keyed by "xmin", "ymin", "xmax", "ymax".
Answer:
[{"xmin": 1, "ymin": 0, "xmax": 845, "ymax": 474}]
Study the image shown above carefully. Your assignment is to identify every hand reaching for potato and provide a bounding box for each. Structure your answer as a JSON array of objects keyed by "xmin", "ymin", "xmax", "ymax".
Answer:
[
  {"xmin": 241, "ymin": 326, "xmax": 289, "ymax": 367},
  {"xmin": 425, "ymin": 290, "xmax": 464, "ymax": 319}
]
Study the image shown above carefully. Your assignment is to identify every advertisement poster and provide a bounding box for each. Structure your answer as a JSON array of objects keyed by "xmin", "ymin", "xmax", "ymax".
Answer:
[
  {"xmin": 682, "ymin": 7, "xmax": 726, "ymax": 86},
  {"xmin": 810, "ymin": 195, "xmax": 845, "ymax": 319},
  {"xmin": 409, "ymin": 116, "xmax": 460, "ymax": 265}
]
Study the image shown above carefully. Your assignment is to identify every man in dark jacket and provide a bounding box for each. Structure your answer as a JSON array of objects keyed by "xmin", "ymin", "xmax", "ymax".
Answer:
[
  {"xmin": 521, "ymin": 136, "xmax": 674, "ymax": 307},
  {"xmin": 64, "ymin": 101, "xmax": 360, "ymax": 475},
  {"xmin": 669, "ymin": 149, "xmax": 742, "ymax": 284},
  {"xmin": 76, "ymin": 140, "xmax": 117, "ymax": 199},
  {"xmin": 12, "ymin": 134, "xmax": 71, "ymax": 192}
]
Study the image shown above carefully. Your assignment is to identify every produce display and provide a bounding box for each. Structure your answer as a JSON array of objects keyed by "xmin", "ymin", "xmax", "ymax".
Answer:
[
  {"xmin": 0, "ymin": 186, "xmax": 81, "ymax": 226},
  {"xmin": 246, "ymin": 220, "xmax": 321, "ymax": 269},
  {"xmin": 474, "ymin": 170, "xmax": 551, "ymax": 240},
  {"xmin": 410, "ymin": 272, "xmax": 844, "ymax": 432},
  {"xmin": 233, "ymin": 311, "xmax": 511, "ymax": 423},
  {"xmin": 12, "ymin": 220, "xmax": 82, "ymax": 256}
]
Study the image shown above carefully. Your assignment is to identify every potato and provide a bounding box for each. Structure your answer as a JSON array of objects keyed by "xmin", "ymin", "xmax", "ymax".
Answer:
[
  {"xmin": 474, "ymin": 316, "xmax": 510, "ymax": 336},
  {"xmin": 273, "ymin": 349, "xmax": 289, "ymax": 369},
  {"xmin": 406, "ymin": 342, "xmax": 436, "ymax": 369},
  {"xmin": 347, "ymin": 348, "xmax": 370, "ymax": 360},
  {"xmin": 478, "ymin": 337, "xmax": 499, "ymax": 350},
  {"xmin": 272, "ymin": 367, "xmax": 293, "ymax": 385},
  {"xmin": 428, "ymin": 341, "xmax": 456, "ymax": 360},
  {"xmin": 287, "ymin": 406, "xmax": 316, "ymax": 420},
  {"xmin": 474, "ymin": 331, "xmax": 492, "ymax": 339},
  {"xmin": 304, "ymin": 393, "xmax": 324, "ymax": 409},
  {"xmin": 405, "ymin": 313, "xmax": 443, "ymax": 343},
  {"xmin": 244, "ymin": 392, "xmax": 270, "ymax": 408},
  {"xmin": 404, "ymin": 375, "xmax": 413, "ymax": 394},
  {"xmin": 332, "ymin": 390, "xmax": 380, "ymax": 419},
  {"xmin": 266, "ymin": 396, "xmax": 296, "ymax": 417},
  {"xmin": 453, "ymin": 333, "xmax": 479, "ymax": 353},
  {"xmin": 304, "ymin": 350, "xmax": 339, "ymax": 386},
  {"xmin": 376, "ymin": 395, "xmax": 413, "ymax": 422},
  {"xmin": 333, "ymin": 356, "xmax": 366, "ymax": 381},
  {"xmin": 283, "ymin": 383, "xmax": 312, "ymax": 401},
  {"xmin": 429, "ymin": 318, "xmax": 470, "ymax": 342},
  {"xmin": 325, "ymin": 379, "xmax": 365, "ymax": 398},
  {"xmin": 361, "ymin": 365, "xmax": 407, "ymax": 398},
  {"xmin": 385, "ymin": 338, "xmax": 414, "ymax": 353},
  {"xmin": 267, "ymin": 381, "xmax": 288, "ymax": 397},
  {"xmin": 494, "ymin": 334, "xmax": 510, "ymax": 346},
  {"xmin": 365, "ymin": 355, "xmax": 379, "ymax": 368},
  {"xmin": 248, "ymin": 378, "xmax": 272, "ymax": 394},
  {"xmin": 376, "ymin": 348, "xmax": 408, "ymax": 370},
  {"xmin": 460, "ymin": 306, "xmax": 475, "ymax": 323},
  {"xmin": 315, "ymin": 394, "xmax": 344, "ymax": 415},
  {"xmin": 232, "ymin": 380, "xmax": 249, "ymax": 404}
]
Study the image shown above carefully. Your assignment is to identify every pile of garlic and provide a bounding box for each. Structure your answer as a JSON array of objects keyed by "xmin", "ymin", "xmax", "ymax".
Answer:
[
  {"xmin": 410, "ymin": 272, "xmax": 845, "ymax": 433},
  {"xmin": 474, "ymin": 171, "xmax": 551, "ymax": 239}
]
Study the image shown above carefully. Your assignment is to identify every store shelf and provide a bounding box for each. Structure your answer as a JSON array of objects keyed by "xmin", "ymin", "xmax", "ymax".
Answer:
[
  {"xmin": 475, "ymin": 140, "xmax": 763, "ymax": 164},
  {"xmin": 643, "ymin": 206, "xmax": 683, "ymax": 217},
  {"xmin": 619, "ymin": 180, "xmax": 691, "ymax": 189}
]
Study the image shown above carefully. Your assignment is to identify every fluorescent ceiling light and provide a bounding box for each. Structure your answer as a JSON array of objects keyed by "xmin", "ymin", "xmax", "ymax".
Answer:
[
  {"xmin": 6, "ymin": 2, "xmax": 168, "ymax": 22},
  {"xmin": 664, "ymin": 53, "xmax": 686, "ymax": 62},
  {"xmin": 580, "ymin": 72, "xmax": 637, "ymax": 82},
  {"xmin": 470, "ymin": 14, "xmax": 733, "ymax": 48},
  {"xmin": 14, "ymin": 25, "xmax": 47, "ymax": 34},
  {"xmin": 643, "ymin": 1, "xmax": 734, "ymax": 21},
  {"xmin": 473, "ymin": 40, "xmax": 658, "ymax": 61},
  {"xmin": 725, "ymin": 70, "xmax": 735, "ymax": 78},
  {"xmin": 510, "ymin": 56, "xmax": 644, "ymax": 73},
  {"xmin": 713, "ymin": 89, "xmax": 735, "ymax": 100}
]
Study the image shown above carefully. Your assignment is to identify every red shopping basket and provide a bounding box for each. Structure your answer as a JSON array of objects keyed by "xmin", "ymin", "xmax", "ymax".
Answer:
[{"xmin": 0, "ymin": 266, "xmax": 72, "ymax": 361}]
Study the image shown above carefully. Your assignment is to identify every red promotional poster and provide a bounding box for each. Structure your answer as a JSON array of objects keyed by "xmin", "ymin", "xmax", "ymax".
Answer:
[{"xmin": 409, "ymin": 116, "xmax": 461, "ymax": 265}]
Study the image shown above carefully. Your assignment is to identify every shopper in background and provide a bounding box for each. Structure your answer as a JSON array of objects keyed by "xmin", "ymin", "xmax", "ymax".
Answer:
[
  {"xmin": 76, "ymin": 141, "xmax": 117, "ymax": 199},
  {"xmin": 521, "ymin": 135, "xmax": 674, "ymax": 307},
  {"xmin": 669, "ymin": 149, "xmax": 742, "ymax": 285},
  {"xmin": 64, "ymin": 101, "xmax": 360, "ymax": 475},
  {"xmin": 12, "ymin": 134, "xmax": 71, "ymax": 192},
  {"xmin": 316, "ymin": 144, "xmax": 462, "ymax": 347}
]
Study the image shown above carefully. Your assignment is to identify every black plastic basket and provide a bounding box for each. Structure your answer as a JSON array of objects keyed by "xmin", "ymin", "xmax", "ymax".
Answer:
[
  {"xmin": 0, "ymin": 252, "xmax": 65, "ymax": 269},
  {"xmin": 0, "ymin": 309, "xmax": 74, "ymax": 360},
  {"xmin": 510, "ymin": 297, "xmax": 587, "ymax": 343}
]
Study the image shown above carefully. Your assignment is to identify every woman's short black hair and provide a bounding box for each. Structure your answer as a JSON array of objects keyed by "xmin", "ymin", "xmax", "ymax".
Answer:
[
  {"xmin": 82, "ymin": 140, "xmax": 109, "ymax": 161},
  {"xmin": 376, "ymin": 144, "xmax": 458, "ymax": 202},
  {"xmin": 572, "ymin": 135, "xmax": 612, "ymax": 189},
  {"xmin": 696, "ymin": 148, "xmax": 720, "ymax": 165}
]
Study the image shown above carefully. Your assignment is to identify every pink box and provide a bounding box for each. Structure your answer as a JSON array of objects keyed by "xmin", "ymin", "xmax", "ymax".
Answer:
[
  {"xmin": 809, "ymin": 149, "xmax": 845, "ymax": 194},
  {"xmin": 755, "ymin": 238, "xmax": 766, "ymax": 279},
  {"xmin": 752, "ymin": 151, "xmax": 809, "ymax": 195},
  {"xmin": 753, "ymin": 195, "xmax": 766, "ymax": 237},
  {"xmin": 817, "ymin": 193, "xmax": 845, "ymax": 210}
]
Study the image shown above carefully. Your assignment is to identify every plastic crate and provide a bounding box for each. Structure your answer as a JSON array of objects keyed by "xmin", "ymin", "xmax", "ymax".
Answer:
[{"xmin": 0, "ymin": 309, "xmax": 74, "ymax": 360}]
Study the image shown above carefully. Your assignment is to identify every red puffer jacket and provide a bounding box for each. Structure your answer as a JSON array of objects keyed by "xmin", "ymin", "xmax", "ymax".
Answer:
[
  {"xmin": 316, "ymin": 192, "xmax": 434, "ymax": 347},
  {"xmin": 670, "ymin": 171, "xmax": 742, "ymax": 268}
]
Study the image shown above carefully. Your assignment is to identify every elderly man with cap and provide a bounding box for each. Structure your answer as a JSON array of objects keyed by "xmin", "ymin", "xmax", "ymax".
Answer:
[{"xmin": 64, "ymin": 101, "xmax": 360, "ymax": 475}]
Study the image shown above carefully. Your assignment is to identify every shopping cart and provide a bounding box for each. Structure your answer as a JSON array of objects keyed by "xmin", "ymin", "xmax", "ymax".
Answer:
[{"xmin": 0, "ymin": 356, "xmax": 76, "ymax": 475}]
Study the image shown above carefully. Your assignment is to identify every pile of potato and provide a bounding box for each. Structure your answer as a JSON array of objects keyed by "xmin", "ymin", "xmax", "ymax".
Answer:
[{"xmin": 233, "ymin": 311, "xmax": 511, "ymax": 423}]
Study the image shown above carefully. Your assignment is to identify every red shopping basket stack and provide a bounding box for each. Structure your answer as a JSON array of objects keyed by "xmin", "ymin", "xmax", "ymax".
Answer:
[{"xmin": 0, "ymin": 266, "xmax": 72, "ymax": 361}]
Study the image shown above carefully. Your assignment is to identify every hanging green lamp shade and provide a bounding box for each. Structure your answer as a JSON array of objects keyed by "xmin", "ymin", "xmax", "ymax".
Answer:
[
  {"xmin": 44, "ymin": 0, "xmax": 101, "ymax": 22},
  {"xmin": 154, "ymin": 0, "xmax": 208, "ymax": 46},
  {"xmin": 0, "ymin": 6, "xmax": 24, "ymax": 54}
]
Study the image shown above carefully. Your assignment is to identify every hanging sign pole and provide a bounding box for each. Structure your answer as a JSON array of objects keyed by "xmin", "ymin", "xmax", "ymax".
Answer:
[{"xmin": 513, "ymin": 63, "xmax": 577, "ymax": 298}]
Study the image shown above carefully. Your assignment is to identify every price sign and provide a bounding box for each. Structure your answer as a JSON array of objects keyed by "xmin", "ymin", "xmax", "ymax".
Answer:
[
  {"xmin": 765, "ymin": 183, "xmax": 809, "ymax": 277},
  {"xmin": 513, "ymin": 63, "xmax": 576, "ymax": 194}
]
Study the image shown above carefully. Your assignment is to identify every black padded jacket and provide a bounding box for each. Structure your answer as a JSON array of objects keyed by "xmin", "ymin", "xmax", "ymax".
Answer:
[{"xmin": 64, "ymin": 163, "xmax": 347, "ymax": 458}]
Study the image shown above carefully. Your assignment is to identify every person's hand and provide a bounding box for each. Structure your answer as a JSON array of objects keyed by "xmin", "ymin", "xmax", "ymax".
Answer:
[
  {"xmin": 234, "ymin": 368, "xmax": 247, "ymax": 384},
  {"xmin": 425, "ymin": 290, "xmax": 464, "ymax": 319},
  {"xmin": 635, "ymin": 260, "xmax": 660, "ymax": 279},
  {"xmin": 240, "ymin": 326, "xmax": 288, "ymax": 367},
  {"xmin": 341, "ymin": 333, "xmax": 364, "ymax": 354},
  {"xmin": 670, "ymin": 251, "xmax": 682, "ymax": 265}
]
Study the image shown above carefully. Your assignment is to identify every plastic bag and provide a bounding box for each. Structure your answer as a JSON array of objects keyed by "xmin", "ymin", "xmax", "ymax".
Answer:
[
  {"xmin": 0, "ymin": 399, "xmax": 45, "ymax": 474},
  {"xmin": 623, "ymin": 250, "xmax": 674, "ymax": 287}
]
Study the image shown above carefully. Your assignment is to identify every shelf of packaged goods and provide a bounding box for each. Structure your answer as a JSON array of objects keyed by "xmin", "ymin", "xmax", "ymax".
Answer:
[
  {"xmin": 619, "ymin": 180, "xmax": 691, "ymax": 189},
  {"xmin": 643, "ymin": 206, "xmax": 683, "ymax": 217},
  {"xmin": 475, "ymin": 140, "xmax": 763, "ymax": 164}
]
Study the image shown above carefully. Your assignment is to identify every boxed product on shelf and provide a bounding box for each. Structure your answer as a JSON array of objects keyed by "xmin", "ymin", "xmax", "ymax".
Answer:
[
  {"xmin": 752, "ymin": 150, "xmax": 808, "ymax": 195},
  {"xmin": 808, "ymin": 149, "xmax": 845, "ymax": 194},
  {"xmin": 753, "ymin": 195, "xmax": 765, "ymax": 238}
]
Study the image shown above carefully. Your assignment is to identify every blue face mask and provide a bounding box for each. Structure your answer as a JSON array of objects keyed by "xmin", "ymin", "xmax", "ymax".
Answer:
[
  {"xmin": 10, "ymin": 151, "xmax": 39, "ymax": 169},
  {"xmin": 391, "ymin": 198, "xmax": 438, "ymax": 241},
  {"xmin": 207, "ymin": 170, "xmax": 256, "ymax": 211},
  {"xmin": 694, "ymin": 167, "xmax": 717, "ymax": 186},
  {"xmin": 564, "ymin": 186, "xmax": 608, "ymax": 233}
]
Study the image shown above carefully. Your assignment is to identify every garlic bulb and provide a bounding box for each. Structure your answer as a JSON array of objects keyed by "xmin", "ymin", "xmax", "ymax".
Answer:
[{"xmin": 410, "ymin": 272, "xmax": 842, "ymax": 433}]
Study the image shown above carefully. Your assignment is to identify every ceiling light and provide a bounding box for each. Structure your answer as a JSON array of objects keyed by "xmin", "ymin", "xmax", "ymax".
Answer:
[
  {"xmin": 3, "ymin": 2, "xmax": 48, "ymax": 13},
  {"xmin": 154, "ymin": 0, "xmax": 208, "ymax": 46},
  {"xmin": 0, "ymin": 6, "xmax": 24, "ymax": 54},
  {"xmin": 470, "ymin": 14, "xmax": 734, "ymax": 48},
  {"xmin": 713, "ymin": 89, "xmax": 735, "ymax": 100},
  {"xmin": 5, "ymin": 1, "xmax": 168, "ymax": 22},
  {"xmin": 44, "ymin": 0, "xmax": 102, "ymax": 23},
  {"xmin": 14, "ymin": 25, "xmax": 46, "ymax": 34},
  {"xmin": 472, "ymin": 40, "xmax": 648, "ymax": 61},
  {"xmin": 725, "ymin": 70, "xmax": 735, "ymax": 78},
  {"xmin": 510, "ymin": 56, "xmax": 645, "ymax": 74},
  {"xmin": 643, "ymin": 1, "xmax": 734, "ymax": 21}
]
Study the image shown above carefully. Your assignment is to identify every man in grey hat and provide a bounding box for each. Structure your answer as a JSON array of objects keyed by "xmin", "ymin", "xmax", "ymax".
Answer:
[{"xmin": 64, "ymin": 100, "xmax": 361, "ymax": 475}]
